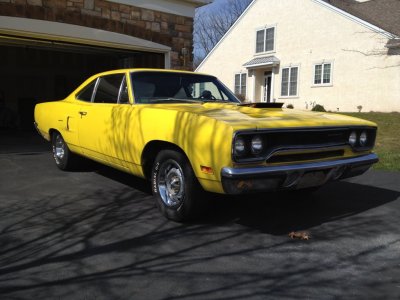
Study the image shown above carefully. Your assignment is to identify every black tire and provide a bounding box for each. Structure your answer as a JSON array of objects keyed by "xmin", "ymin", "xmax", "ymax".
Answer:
[
  {"xmin": 51, "ymin": 132, "xmax": 77, "ymax": 170},
  {"xmin": 151, "ymin": 150, "xmax": 205, "ymax": 222}
]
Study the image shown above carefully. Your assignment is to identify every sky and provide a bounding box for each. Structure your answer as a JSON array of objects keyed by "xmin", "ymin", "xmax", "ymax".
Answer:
[
  {"xmin": 194, "ymin": 0, "xmax": 249, "ymax": 60},
  {"xmin": 196, "ymin": 0, "xmax": 232, "ymax": 13}
]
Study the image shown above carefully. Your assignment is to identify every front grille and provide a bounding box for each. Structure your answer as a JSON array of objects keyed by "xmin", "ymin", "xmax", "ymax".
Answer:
[
  {"xmin": 267, "ymin": 129, "xmax": 348, "ymax": 148},
  {"xmin": 233, "ymin": 126, "xmax": 377, "ymax": 163},
  {"xmin": 267, "ymin": 149, "xmax": 345, "ymax": 164}
]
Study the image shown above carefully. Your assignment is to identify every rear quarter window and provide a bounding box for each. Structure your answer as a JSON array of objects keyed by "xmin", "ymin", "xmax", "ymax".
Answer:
[
  {"xmin": 76, "ymin": 80, "xmax": 96, "ymax": 102},
  {"xmin": 93, "ymin": 74, "xmax": 124, "ymax": 104}
]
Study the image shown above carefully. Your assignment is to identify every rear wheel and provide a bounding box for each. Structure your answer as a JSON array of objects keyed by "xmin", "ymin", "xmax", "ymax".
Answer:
[
  {"xmin": 151, "ymin": 150, "xmax": 205, "ymax": 222},
  {"xmin": 51, "ymin": 132, "xmax": 77, "ymax": 170}
]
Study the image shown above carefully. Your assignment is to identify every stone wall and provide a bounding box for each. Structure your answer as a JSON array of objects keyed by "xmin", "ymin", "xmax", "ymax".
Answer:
[{"xmin": 0, "ymin": 0, "xmax": 194, "ymax": 69}]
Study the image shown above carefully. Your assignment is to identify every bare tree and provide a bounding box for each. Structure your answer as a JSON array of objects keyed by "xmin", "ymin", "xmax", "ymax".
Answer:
[
  {"xmin": 341, "ymin": 31, "xmax": 400, "ymax": 69},
  {"xmin": 194, "ymin": 0, "xmax": 252, "ymax": 68}
]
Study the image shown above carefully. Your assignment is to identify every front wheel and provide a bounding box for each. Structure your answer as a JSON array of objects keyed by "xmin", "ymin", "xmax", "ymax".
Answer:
[{"xmin": 151, "ymin": 150, "xmax": 205, "ymax": 222}]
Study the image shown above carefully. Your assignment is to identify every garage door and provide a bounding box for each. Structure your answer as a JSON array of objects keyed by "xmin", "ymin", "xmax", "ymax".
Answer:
[{"xmin": 0, "ymin": 16, "xmax": 171, "ymax": 131}]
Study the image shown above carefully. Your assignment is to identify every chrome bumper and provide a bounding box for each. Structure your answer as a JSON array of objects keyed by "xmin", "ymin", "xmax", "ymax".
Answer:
[{"xmin": 221, "ymin": 153, "xmax": 379, "ymax": 194}]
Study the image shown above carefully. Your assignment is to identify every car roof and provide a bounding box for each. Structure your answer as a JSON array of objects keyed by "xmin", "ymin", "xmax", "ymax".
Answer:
[{"xmin": 94, "ymin": 68, "xmax": 213, "ymax": 78}]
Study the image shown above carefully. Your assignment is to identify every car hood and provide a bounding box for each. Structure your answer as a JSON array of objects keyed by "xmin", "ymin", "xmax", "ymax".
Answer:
[{"xmin": 149, "ymin": 102, "xmax": 376, "ymax": 130}]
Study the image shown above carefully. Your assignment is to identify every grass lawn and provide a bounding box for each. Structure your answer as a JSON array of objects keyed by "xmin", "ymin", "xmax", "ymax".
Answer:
[{"xmin": 341, "ymin": 112, "xmax": 400, "ymax": 171}]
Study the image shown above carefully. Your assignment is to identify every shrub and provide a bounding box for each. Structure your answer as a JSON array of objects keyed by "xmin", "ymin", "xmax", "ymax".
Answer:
[
  {"xmin": 286, "ymin": 104, "xmax": 294, "ymax": 109},
  {"xmin": 311, "ymin": 104, "xmax": 326, "ymax": 112}
]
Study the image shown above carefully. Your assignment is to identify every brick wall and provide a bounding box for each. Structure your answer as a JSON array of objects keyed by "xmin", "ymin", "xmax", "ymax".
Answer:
[{"xmin": 0, "ymin": 0, "xmax": 194, "ymax": 69}]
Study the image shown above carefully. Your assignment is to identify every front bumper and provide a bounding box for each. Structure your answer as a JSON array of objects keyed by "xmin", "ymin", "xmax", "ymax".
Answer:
[{"xmin": 221, "ymin": 153, "xmax": 379, "ymax": 194}]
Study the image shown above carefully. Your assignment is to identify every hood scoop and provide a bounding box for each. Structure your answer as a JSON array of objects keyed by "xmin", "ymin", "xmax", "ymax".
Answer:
[{"xmin": 238, "ymin": 102, "xmax": 284, "ymax": 109}]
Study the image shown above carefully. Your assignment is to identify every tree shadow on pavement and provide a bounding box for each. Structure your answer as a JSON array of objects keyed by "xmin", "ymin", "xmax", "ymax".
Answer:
[
  {"xmin": 1, "ymin": 165, "xmax": 399, "ymax": 300},
  {"xmin": 97, "ymin": 165, "xmax": 400, "ymax": 236}
]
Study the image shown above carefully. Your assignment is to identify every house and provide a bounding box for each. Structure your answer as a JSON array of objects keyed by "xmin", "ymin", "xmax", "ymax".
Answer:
[
  {"xmin": 196, "ymin": 0, "xmax": 400, "ymax": 112},
  {"xmin": 0, "ymin": 0, "xmax": 210, "ymax": 129}
]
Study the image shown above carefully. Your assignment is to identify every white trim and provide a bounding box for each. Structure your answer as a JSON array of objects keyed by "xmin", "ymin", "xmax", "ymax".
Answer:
[
  {"xmin": 262, "ymin": 72, "xmax": 273, "ymax": 103},
  {"xmin": 244, "ymin": 61, "xmax": 278, "ymax": 69},
  {"xmin": 271, "ymin": 67, "xmax": 276, "ymax": 102},
  {"xmin": 0, "ymin": 16, "xmax": 171, "ymax": 54}
]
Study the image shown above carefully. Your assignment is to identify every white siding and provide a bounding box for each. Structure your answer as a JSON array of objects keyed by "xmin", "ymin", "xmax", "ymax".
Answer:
[{"xmin": 197, "ymin": 0, "xmax": 400, "ymax": 112}]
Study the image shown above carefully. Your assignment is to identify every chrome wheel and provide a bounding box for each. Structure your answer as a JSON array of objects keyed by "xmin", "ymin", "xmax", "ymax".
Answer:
[
  {"xmin": 152, "ymin": 150, "xmax": 206, "ymax": 221},
  {"xmin": 53, "ymin": 134, "xmax": 65, "ymax": 164},
  {"xmin": 157, "ymin": 159, "xmax": 185, "ymax": 207}
]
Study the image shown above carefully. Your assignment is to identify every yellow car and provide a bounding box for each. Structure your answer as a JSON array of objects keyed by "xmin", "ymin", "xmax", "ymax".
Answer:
[{"xmin": 34, "ymin": 69, "xmax": 378, "ymax": 221}]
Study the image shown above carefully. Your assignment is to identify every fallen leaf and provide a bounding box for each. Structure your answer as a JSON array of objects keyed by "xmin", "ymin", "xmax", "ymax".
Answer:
[{"xmin": 289, "ymin": 231, "xmax": 310, "ymax": 240}]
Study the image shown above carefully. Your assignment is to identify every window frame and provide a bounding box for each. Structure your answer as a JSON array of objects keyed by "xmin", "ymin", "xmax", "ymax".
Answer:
[
  {"xmin": 92, "ymin": 74, "xmax": 127, "ymax": 104},
  {"xmin": 255, "ymin": 25, "xmax": 276, "ymax": 55},
  {"xmin": 312, "ymin": 61, "xmax": 333, "ymax": 87},
  {"xmin": 234, "ymin": 72, "xmax": 247, "ymax": 98},
  {"xmin": 130, "ymin": 71, "xmax": 241, "ymax": 104},
  {"xmin": 117, "ymin": 75, "xmax": 131, "ymax": 104},
  {"xmin": 75, "ymin": 79, "xmax": 98, "ymax": 102},
  {"xmin": 280, "ymin": 65, "xmax": 300, "ymax": 98}
]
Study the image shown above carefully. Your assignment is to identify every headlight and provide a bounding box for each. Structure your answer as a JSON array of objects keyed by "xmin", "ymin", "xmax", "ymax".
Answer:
[
  {"xmin": 349, "ymin": 131, "xmax": 357, "ymax": 146},
  {"xmin": 251, "ymin": 136, "xmax": 263, "ymax": 154},
  {"xmin": 359, "ymin": 131, "xmax": 367, "ymax": 146},
  {"xmin": 234, "ymin": 137, "xmax": 246, "ymax": 156}
]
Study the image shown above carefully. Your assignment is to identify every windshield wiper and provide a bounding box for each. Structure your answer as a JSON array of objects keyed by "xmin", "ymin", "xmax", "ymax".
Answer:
[
  {"xmin": 202, "ymin": 99, "xmax": 233, "ymax": 103},
  {"xmin": 150, "ymin": 98, "xmax": 202, "ymax": 104}
]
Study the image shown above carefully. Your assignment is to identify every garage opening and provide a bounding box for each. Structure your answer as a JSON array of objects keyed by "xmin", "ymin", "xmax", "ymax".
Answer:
[{"xmin": 0, "ymin": 37, "xmax": 165, "ymax": 131}]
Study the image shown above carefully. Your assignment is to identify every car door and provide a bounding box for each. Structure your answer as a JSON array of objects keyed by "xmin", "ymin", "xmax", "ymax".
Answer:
[{"xmin": 78, "ymin": 73, "xmax": 130, "ymax": 168}]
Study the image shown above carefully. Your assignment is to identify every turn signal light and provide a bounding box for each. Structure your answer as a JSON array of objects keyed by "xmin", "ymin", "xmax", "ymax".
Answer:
[{"xmin": 200, "ymin": 166, "xmax": 214, "ymax": 174}]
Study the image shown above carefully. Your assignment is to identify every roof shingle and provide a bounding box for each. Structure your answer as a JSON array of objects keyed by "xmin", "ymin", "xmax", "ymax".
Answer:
[{"xmin": 324, "ymin": 0, "xmax": 400, "ymax": 37}]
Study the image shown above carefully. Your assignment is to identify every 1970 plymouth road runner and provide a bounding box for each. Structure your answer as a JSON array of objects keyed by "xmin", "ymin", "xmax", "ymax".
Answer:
[{"xmin": 34, "ymin": 69, "xmax": 378, "ymax": 221}]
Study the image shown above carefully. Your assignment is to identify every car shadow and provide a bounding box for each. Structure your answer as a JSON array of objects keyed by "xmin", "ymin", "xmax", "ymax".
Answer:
[
  {"xmin": 94, "ymin": 163, "xmax": 152, "ymax": 194},
  {"xmin": 203, "ymin": 181, "xmax": 400, "ymax": 235},
  {"xmin": 94, "ymin": 165, "xmax": 400, "ymax": 235}
]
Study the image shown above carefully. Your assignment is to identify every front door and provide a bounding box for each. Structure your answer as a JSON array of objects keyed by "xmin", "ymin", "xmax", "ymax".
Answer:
[
  {"xmin": 78, "ymin": 73, "xmax": 130, "ymax": 167},
  {"xmin": 262, "ymin": 72, "xmax": 272, "ymax": 103}
]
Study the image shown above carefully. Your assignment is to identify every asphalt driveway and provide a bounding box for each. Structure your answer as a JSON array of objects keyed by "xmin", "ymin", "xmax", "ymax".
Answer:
[{"xmin": 1, "ymin": 134, "xmax": 400, "ymax": 299}]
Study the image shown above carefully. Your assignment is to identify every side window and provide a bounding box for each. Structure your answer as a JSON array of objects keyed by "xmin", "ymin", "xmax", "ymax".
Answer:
[
  {"xmin": 93, "ymin": 74, "xmax": 124, "ymax": 104},
  {"xmin": 118, "ymin": 77, "xmax": 130, "ymax": 104},
  {"xmin": 76, "ymin": 80, "xmax": 96, "ymax": 102}
]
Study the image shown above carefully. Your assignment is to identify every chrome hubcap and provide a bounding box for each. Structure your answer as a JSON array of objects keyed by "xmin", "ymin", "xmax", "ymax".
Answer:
[
  {"xmin": 53, "ymin": 135, "xmax": 65, "ymax": 162},
  {"xmin": 158, "ymin": 160, "xmax": 185, "ymax": 207}
]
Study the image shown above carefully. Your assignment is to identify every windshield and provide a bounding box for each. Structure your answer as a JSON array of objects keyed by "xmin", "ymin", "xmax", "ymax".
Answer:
[{"xmin": 131, "ymin": 71, "xmax": 241, "ymax": 104}]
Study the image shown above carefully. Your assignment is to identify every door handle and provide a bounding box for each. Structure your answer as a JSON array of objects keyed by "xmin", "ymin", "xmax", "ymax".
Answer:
[{"xmin": 79, "ymin": 111, "xmax": 87, "ymax": 117}]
